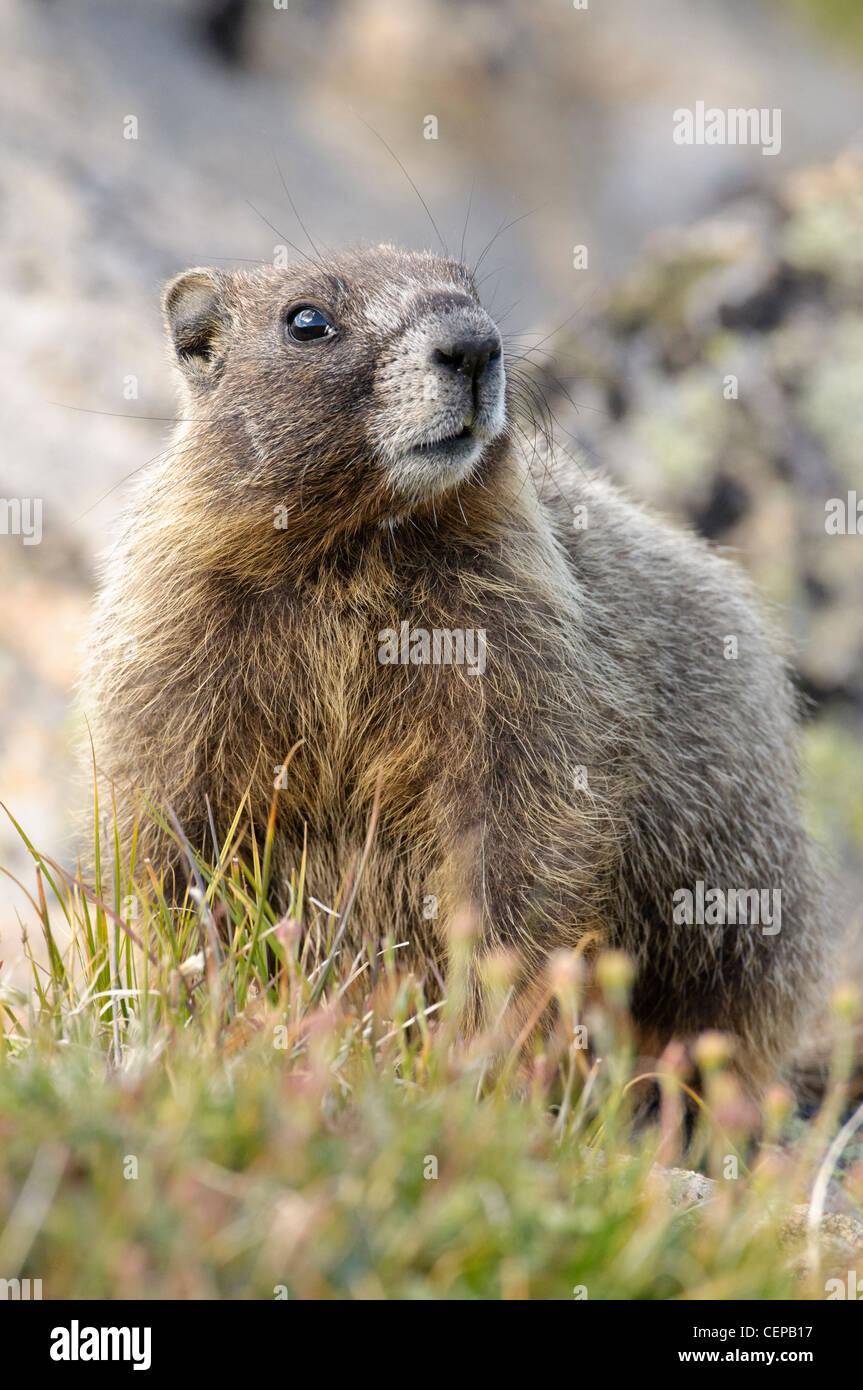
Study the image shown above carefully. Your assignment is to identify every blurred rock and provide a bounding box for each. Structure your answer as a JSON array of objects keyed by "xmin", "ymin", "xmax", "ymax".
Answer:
[{"xmin": 542, "ymin": 147, "xmax": 863, "ymax": 730}]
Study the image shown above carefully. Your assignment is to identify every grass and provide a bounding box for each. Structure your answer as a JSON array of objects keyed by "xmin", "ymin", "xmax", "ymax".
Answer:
[{"xmin": 0, "ymin": 777, "xmax": 861, "ymax": 1301}]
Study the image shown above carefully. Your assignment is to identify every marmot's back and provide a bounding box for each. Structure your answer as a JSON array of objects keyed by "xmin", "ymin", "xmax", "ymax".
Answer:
[{"xmin": 543, "ymin": 467, "xmax": 826, "ymax": 1075}]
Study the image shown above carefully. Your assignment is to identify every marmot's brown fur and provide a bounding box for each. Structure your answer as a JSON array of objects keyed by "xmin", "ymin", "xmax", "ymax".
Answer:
[{"xmin": 83, "ymin": 246, "xmax": 831, "ymax": 1087}]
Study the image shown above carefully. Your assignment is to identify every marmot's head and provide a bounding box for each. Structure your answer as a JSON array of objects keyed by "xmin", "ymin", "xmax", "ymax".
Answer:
[{"xmin": 162, "ymin": 246, "xmax": 507, "ymax": 529}]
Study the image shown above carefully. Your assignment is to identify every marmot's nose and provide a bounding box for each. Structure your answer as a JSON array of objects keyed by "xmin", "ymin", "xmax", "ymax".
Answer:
[{"xmin": 432, "ymin": 333, "xmax": 501, "ymax": 383}]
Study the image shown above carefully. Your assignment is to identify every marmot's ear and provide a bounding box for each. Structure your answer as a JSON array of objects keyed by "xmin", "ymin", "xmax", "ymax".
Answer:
[{"xmin": 162, "ymin": 269, "xmax": 228, "ymax": 375}]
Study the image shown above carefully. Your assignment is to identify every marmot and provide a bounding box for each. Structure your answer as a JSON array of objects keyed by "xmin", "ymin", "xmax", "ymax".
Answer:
[{"xmin": 82, "ymin": 245, "xmax": 830, "ymax": 1087}]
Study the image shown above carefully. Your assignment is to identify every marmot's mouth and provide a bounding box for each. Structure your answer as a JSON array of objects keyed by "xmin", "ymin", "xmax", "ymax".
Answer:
[{"xmin": 413, "ymin": 425, "xmax": 474, "ymax": 455}]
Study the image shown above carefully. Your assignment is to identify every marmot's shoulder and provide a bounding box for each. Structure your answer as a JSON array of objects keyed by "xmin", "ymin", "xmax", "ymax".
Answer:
[{"xmin": 545, "ymin": 462, "xmax": 779, "ymax": 644}]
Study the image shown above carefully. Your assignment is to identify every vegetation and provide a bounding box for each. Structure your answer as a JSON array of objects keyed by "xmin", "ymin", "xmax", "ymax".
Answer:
[{"xmin": 0, "ymin": 773, "xmax": 861, "ymax": 1301}]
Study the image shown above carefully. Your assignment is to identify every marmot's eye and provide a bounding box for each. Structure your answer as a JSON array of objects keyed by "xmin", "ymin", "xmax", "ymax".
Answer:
[{"xmin": 286, "ymin": 304, "xmax": 335, "ymax": 342}]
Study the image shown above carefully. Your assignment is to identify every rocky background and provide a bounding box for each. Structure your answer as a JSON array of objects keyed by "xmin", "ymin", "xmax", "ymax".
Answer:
[{"xmin": 1, "ymin": 0, "xmax": 862, "ymax": 990}]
